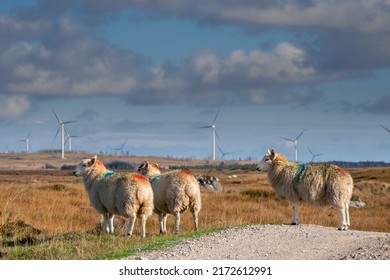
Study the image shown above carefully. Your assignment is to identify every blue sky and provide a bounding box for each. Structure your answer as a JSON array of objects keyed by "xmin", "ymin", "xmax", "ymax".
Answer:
[{"xmin": 2, "ymin": 0, "xmax": 390, "ymax": 162}]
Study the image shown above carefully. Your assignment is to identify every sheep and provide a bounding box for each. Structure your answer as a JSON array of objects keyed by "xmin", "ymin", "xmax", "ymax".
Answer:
[
  {"xmin": 138, "ymin": 161, "xmax": 201, "ymax": 234},
  {"xmin": 73, "ymin": 155, "xmax": 153, "ymax": 237},
  {"xmin": 257, "ymin": 148, "xmax": 354, "ymax": 230},
  {"xmin": 196, "ymin": 174, "xmax": 223, "ymax": 192}
]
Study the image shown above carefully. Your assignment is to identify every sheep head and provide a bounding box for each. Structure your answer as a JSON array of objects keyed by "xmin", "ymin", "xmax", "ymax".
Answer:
[
  {"xmin": 256, "ymin": 148, "xmax": 278, "ymax": 172},
  {"xmin": 73, "ymin": 155, "xmax": 105, "ymax": 177},
  {"xmin": 137, "ymin": 161, "xmax": 160, "ymax": 177}
]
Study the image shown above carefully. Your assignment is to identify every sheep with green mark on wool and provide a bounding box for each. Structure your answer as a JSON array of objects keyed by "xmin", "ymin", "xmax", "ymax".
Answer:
[{"xmin": 257, "ymin": 149, "xmax": 353, "ymax": 230}]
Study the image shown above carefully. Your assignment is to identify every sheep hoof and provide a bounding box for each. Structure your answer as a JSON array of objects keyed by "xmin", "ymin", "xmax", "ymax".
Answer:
[{"xmin": 291, "ymin": 222, "xmax": 298, "ymax": 225}]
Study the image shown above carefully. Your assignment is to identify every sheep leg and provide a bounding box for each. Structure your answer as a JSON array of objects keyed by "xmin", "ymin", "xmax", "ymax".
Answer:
[
  {"xmin": 127, "ymin": 213, "xmax": 137, "ymax": 236},
  {"xmin": 158, "ymin": 213, "xmax": 167, "ymax": 235},
  {"xmin": 345, "ymin": 203, "xmax": 350, "ymax": 227},
  {"xmin": 102, "ymin": 213, "xmax": 110, "ymax": 233},
  {"xmin": 338, "ymin": 207, "xmax": 348, "ymax": 230},
  {"xmin": 192, "ymin": 210, "xmax": 199, "ymax": 231},
  {"xmin": 139, "ymin": 214, "xmax": 147, "ymax": 238},
  {"xmin": 291, "ymin": 202, "xmax": 299, "ymax": 225},
  {"xmin": 173, "ymin": 212, "xmax": 180, "ymax": 234},
  {"xmin": 108, "ymin": 213, "xmax": 114, "ymax": 233}
]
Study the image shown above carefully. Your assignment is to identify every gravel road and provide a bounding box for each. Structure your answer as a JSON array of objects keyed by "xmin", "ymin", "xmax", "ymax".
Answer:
[{"xmin": 126, "ymin": 224, "xmax": 390, "ymax": 260}]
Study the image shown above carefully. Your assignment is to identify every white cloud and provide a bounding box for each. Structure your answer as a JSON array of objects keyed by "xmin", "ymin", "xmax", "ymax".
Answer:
[{"xmin": 0, "ymin": 95, "xmax": 32, "ymax": 119}]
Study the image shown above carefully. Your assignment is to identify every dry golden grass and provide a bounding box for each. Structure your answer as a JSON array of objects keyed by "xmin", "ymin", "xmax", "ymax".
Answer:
[{"xmin": 0, "ymin": 154, "xmax": 389, "ymax": 259}]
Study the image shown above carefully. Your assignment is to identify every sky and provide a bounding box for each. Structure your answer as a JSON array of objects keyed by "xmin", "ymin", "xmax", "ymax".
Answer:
[{"xmin": 2, "ymin": 0, "xmax": 390, "ymax": 162}]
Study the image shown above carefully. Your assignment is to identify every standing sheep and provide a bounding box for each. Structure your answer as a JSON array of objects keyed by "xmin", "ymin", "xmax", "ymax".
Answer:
[
  {"xmin": 74, "ymin": 155, "xmax": 153, "ymax": 237},
  {"xmin": 257, "ymin": 149, "xmax": 353, "ymax": 230},
  {"xmin": 138, "ymin": 161, "xmax": 201, "ymax": 234}
]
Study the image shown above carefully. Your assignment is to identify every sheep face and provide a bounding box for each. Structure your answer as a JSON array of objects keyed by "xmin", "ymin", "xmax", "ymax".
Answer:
[
  {"xmin": 73, "ymin": 155, "xmax": 97, "ymax": 177},
  {"xmin": 256, "ymin": 149, "xmax": 276, "ymax": 172}
]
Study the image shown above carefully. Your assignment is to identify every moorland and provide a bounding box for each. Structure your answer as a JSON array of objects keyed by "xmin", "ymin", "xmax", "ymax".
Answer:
[{"xmin": 0, "ymin": 152, "xmax": 389, "ymax": 259}]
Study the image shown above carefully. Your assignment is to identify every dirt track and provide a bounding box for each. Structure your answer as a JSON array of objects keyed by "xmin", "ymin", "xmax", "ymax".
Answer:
[{"xmin": 126, "ymin": 224, "xmax": 390, "ymax": 260}]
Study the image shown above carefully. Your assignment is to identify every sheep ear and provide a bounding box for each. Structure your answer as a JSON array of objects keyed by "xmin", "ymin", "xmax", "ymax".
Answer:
[
  {"xmin": 90, "ymin": 155, "xmax": 97, "ymax": 166},
  {"xmin": 270, "ymin": 148, "xmax": 276, "ymax": 159},
  {"xmin": 155, "ymin": 163, "xmax": 159, "ymax": 168}
]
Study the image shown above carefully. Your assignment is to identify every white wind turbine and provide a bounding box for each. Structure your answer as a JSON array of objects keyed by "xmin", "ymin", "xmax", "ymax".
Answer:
[
  {"xmin": 281, "ymin": 129, "xmax": 306, "ymax": 162},
  {"xmin": 199, "ymin": 111, "xmax": 219, "ymax": 160},
  {"xmin": 53, "ymin": 109, "xmax": 75, "ymax": 159},
  {"xmin": 18, "ymin": 131, "xmax": 31, "ymax": 153},
  {"xmin": 113, "ymin": 139, "xmax": 127, "ymax": 155},
  {"xmin": 307, "ymin": 146, "xmax": 324, "ymax": 162},
  {"xmin": 64, "ymin": 128, "xmax": 81, "ymax": 152}
]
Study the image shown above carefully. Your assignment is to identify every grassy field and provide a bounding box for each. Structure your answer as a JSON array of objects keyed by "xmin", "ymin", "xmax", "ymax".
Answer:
[{"xmin": 0, "ymin": 153, "xmax": 389, "ymax": 259}]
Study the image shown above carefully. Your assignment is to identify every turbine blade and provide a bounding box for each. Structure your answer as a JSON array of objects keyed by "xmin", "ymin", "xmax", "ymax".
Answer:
[
  {"xmin": 52, "ymin": 109, "xmax": 61, "ymax": 123},
  {"xmin": 54, "ymin": 126, "xmax": 60, "ymax": 141},
  {"xmin": 212, "ymin": 111, "xmax": 220, "ymax": 125},
  {"xmin": 381, "ymin": 124, "xmax": 390, "ymax": 133},
  {"xmin": 296, "ymin": 129, "xmax": 306, "ymax": 140},
  {"xmin": 121, "ymin": 139, "xmax": 127, "ymax": 149},
  {"xmin": 63, "ymin": 120, "xmax": 76, "ymax": 124},
  {"xmin": 281, "ymin": 137, "xmax": 294, "ymax": 142},
  {"xmin": 307, "ymin": 146, "xmax": 314, "ymax": 155},
  {"xmin": 198, "ymin": 125, "xmax": 212, "ymax": 128},
  {"xmin": 26, "ymin": 131, "xmax": 32, "ymax": 139},
  {"xmin": 215, "ymin": 130, "xmax": 221, "ymax": 141}
]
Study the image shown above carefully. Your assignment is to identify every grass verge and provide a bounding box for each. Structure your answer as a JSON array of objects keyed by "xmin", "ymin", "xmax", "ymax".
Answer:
[{"xmin": 2, "ymin": 227, "xmax": 227, "ymax": 260}]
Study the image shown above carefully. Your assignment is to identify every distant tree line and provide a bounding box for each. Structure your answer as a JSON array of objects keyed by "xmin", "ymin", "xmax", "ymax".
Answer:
[
  {"xmin": 325, "ymin": 161, "xmax": 390, "ymax": 168},
  {"xmin": 59, "ymin": 160, "xmax": 390, "ymax": 171}
]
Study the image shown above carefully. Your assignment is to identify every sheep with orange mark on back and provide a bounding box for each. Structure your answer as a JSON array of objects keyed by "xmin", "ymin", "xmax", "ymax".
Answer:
[
  {"xmin": 73, "ymin": 155, "xmax": 153, "ymax": 237},
  {"xmin": 257, "ymin": 148, "xmax": 354, "ymax": 230},
  {"xmin": 138, "ymin": 161, "xmax": 201, "ymax": 234}
]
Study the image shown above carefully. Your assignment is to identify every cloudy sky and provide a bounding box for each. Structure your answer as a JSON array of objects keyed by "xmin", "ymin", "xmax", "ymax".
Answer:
[{"xmin": 1, "ymin": 0, "xmax": 390, "ymax": 162}]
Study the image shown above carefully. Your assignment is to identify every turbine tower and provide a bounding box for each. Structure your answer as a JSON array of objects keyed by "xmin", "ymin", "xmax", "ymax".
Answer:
[
  {"xmin": 52, "ymin": 109, "xmax": 75, "ymax": 159},
  {"xmin": 307, "ymin": 146, "xmax": 324, "ymax": 162},
  {"xmin": 199, "ymin": 111, "xmax": 219, "ymax": 160},
  {"xmin": 18, "ymin": 131, "xmax": 31, "ymax": 153},
  {"xmin": 281, "ymin": 129, "xmax": 306, "ymax": 162}
]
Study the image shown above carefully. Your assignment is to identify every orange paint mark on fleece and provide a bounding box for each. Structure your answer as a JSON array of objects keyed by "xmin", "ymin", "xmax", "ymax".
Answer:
[
  {"xmin": 180, "ymin": 169, "xmax": 192, "ymax": 176},
  {"xmin": 335, "ymin": 166, "xmax": 348, "ymax": 176},
  {"xmin": 94, "ymin": 160, "xmax": 106, "ymax": 169},
  {"xmin": 132, "ymin": 173, "xmax": 148, "ymax": 184}
]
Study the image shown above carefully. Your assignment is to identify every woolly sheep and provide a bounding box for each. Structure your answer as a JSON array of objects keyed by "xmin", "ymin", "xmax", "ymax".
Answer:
[
  {"xmin": 257, "ymin": 149, "xmax": 354, "ymax": 230},
  {"xmin": 74, "ymin": 155, "xmax": 154, "ymax": 237},
  {"xmin": 138, "ymin": 161, "xmax": 201, "ymax": 234}
]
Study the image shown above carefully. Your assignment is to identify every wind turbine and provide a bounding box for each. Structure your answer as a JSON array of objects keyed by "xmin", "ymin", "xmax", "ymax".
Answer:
[
  {"xmin": 18, "ymin": 131, "xmax": 31, "ymax": 153},
  {"xmin": 64, "ymin": 128, "xmax": 81, "ymax": 152},
  {"xmin": 113, "ymin": 139, "xmax": 127, "ymax": 155},
  {"xmin": 199, "ymin": 111, "xmax": 219, "ymax": 160},
  {"xmin": 281, "ymin": 129, "xmax": 306, "ymax": 162},
  {"xmin": 218, "ymin": 144, "xmax": 233, "ymax": 160},
  {"xmin": 52, "ymin": 109, "xmax": 75, "ymax": 159},
  {"xmin": 4, "ymin": 143, "xmax": 9, "ymax": 154},
  {"xmin": 307, "ymin": 146, "xmax": 324, "ymax": 162}
]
